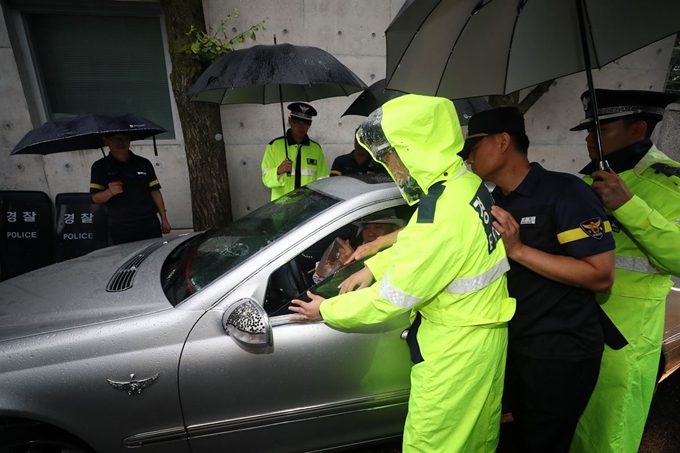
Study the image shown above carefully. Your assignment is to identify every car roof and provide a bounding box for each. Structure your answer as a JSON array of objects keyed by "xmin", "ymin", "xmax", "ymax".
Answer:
[{"xmin": 307, "ymin": 173, "xmax": 399, "ymax": 201}]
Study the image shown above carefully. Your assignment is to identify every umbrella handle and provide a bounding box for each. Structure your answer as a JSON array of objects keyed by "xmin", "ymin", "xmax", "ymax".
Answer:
[
  {"xmin": 575, "ymin": 0, "xmax": 609, "ymax": 171},
  {"xmin": 273, "ymin": 37, "xmax": 291, "ymax": 176},
  {"xmin": 273, "ymin": 34, "xmax": 292, "ymax": 175}
]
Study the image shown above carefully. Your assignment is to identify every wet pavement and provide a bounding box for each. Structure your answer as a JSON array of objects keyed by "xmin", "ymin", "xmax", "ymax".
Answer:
[{"xmin": 351, "ymin": 369, "xmax": 680, "ymax": 453}]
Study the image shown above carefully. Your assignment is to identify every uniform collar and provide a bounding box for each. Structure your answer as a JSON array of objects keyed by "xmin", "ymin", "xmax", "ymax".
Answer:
[
  {"xmin": 107, "ymin": 150, "xmax": 136, "ymax": 164},
  {"xmin": 512, "ymin": 162, "xmax": 545, "ymax": 197},
  {"xmin": 351, "ymin": 150, "xmax": 372, "ymax": 168},
  {"xmin": 579, "ymin": 139, "xmax": 652, "ymax": 175},
  {"xmin": 286, "ymin": 129, "xmax": 311, "ymax": 146},
  {"xmin": 492, "ymin": 162, "xmax": 544, "ymax": 203}
]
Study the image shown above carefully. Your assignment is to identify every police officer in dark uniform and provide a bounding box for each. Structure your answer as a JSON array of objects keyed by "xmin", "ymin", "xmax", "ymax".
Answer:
[
  {"xmin": 461, "ymin": 107, "xmax": 619, "ymax": 453},
  {"xmin": 330, "ymin": 132, "xmax": 387, "ymax": 176},
  {"xmin": 90, "ymin": 132, "xmax": 171, "ymax": 245}
]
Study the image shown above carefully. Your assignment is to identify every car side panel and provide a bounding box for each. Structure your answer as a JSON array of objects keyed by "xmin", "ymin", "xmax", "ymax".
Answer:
[
  {"xmin": 0, "ymin": 309, "xmax": 199, "ymax": 453},
  {"xmin": 179, "ymin": 309, "xmax": 412, "ymax": 453},
  {"xmin": 662, "ymin": 279, "xmax": 680, "ymax": 381}
]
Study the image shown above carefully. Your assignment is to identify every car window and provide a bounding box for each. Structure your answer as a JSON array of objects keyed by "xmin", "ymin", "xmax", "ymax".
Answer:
[
  {"xmin": 161, "ymin": 187, "xmax": 339, "ymax": 306},
  {"xmin": 266, "ymin": 260, "xmax": 368, "ymax": 317},
  {"xmin": 263, "ymin": 203, "xmax": 417, "ymax": 317}
]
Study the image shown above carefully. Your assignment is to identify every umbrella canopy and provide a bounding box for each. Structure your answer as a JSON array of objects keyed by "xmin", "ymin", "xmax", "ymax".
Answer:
[
  {"xmin": 189, "ymin": 43, "xmax": 367, "ymax": 104},
  {"xmin": 386, "ymin": 0, "xmax": 680, "ymax": 100},
  {"xmin": 341, "ymin": 78, "xmax": 490, "ymax": 125},
  {"xmin": 11, "ymin": 113, "xmax": 166, "ymax": 155},
  {"xmin": 385, "ymin": 0, "xmax": 680, "ymax": 168}
]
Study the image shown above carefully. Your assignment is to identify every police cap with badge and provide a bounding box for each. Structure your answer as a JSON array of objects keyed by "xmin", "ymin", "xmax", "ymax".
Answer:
[
  {"xmin": 459, "ymin": 107, "xmax": 527, "ymax": 160},
  {"xmin": 570, "ymin": 88, "xmax": 679, "ymax": 131},
  {"xmin": 288, "ymin": 102, "xmax": 318, "ymax": 125}
]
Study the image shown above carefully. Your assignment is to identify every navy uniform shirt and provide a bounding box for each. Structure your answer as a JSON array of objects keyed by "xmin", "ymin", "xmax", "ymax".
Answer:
[
  {"xmin": 330, "ymin": 151, "xmax": 386, "ymax": 176},
  {"xmin": 495, "ymin": 163, "xmax": 615, "ymax": 360},
  {"xmin": 90, "ymin": 151, "xmax": 161, "ymax": 231}
]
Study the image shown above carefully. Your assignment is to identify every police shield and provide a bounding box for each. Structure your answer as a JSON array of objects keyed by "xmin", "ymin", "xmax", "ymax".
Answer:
[
  {"xmin": 54, "ymin": 193, "xmax": 108, "ymax": 262},
  {"xmin": 0, "ymin": 191, "xmax": 53, "ymax": 281}
]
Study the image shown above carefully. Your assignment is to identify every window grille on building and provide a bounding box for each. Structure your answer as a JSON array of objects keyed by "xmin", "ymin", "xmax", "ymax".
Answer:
[{"xmin": 25, "ymin": 13, "xmax": 175, "ymax": 139}]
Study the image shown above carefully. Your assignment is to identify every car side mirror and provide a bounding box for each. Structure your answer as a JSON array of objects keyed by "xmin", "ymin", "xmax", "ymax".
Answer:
[{"xmin": 222, "ymin": 298, "xmax": 273, "ymax": 352}]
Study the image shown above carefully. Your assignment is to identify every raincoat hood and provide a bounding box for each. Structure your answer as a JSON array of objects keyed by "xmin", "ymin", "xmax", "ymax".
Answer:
[{"xmin": 357, "ymin": 94, "xmax": 466, "ymax": 204}]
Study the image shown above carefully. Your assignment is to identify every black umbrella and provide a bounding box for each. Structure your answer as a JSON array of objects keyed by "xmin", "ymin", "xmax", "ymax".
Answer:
[
  {"xmin": 11, "ymin": 113, "xmax": 166, "ymax": 156},
  {"xmin": 190, "ymin": 42, "xmax": 367, "ymax": 104},
  {"xmin": 385, "ymin": 0, "xmax": 680, "ymax": 169},
  {"xmin": 190, "ymin": 41, "xmax": 367, "ymax": 162},
  {"xmin": 341, "ymin": 78, "xmax": 490, "ymax": 125}
]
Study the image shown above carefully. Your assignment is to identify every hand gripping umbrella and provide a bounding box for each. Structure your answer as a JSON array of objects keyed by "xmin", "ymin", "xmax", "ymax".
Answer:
[
  {"xmin": 341, "ymin": 78, "xmax": 490, "ymax": 125},
  {"xmin": 11, "ymin": 113, "xmax": 166, "ymax": 156},
  {"xmin": 385, "ymin": 0, "xmax": 680, "ymax": 169},
  {"xmin": 189, "ymin": 39, "xmax": 367, "ymax": 165}
]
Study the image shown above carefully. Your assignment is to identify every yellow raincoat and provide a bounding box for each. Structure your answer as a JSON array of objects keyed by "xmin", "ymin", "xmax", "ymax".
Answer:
[
  {"xmin": 319, "ymin": 95, "xmax": 516, "ymax": 452},
  {"xmin": 261, "ymin": 132, "xmax": 329, "ymax": 201},
  {"xmin": 571, "ymin": 145, "xmax": 680, "ymax": 453}
]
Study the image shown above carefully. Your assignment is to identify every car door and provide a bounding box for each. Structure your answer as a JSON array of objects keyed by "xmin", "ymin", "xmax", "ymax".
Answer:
[{"xmin": 178, "ymin": 213, "xmax": 413, "ymax": 453}]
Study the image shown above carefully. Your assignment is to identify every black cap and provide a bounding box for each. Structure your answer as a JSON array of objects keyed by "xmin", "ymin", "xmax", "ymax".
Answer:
[
  {"xmin": 570, "ymin": 89, "xmax": 679, "ymax": 131},
  {"xmin": 288, "ymin": 102, "xmax": 318, "ymax": 123},
  {"xmin": 459, "ymin": 107, "xmax": 526, "ymax": 160}
]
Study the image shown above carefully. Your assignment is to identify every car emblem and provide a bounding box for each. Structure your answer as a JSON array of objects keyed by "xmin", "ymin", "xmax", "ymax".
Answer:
[{"xmin": 107, "ymin": 373, "xmax": 158, "ymax": 395}]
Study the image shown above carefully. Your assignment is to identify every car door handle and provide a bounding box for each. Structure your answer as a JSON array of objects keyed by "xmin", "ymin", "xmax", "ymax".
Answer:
[{"xmin": 400, "ymin": 329, "xmax": 409, "ymax": 340}]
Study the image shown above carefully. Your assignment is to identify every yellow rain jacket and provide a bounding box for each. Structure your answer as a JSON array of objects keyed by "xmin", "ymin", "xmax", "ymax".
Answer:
[
  {"xmin": 319, "ymin": 95, "xmax": 515, "ymax": 453},
  {"xmin": 261, "ymin": 131, "xmax": 329, "ymax": 201},
  {"xmin": 571, "ymin": 145, "xmax": 680, "ymax": 453}
]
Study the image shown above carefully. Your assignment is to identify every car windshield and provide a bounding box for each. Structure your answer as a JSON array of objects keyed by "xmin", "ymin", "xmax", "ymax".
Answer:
[{"xmin": 161, "ymin": 187, "xmax": 339, "ymax": 306}]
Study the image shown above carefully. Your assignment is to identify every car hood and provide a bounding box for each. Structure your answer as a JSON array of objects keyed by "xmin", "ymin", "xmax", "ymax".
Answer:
[{"xmin": 0, "ymin": 238, "xmax": 178, "ymax": 343}]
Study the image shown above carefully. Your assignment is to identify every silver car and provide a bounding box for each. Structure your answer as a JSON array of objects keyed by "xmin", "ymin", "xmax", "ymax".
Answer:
[
  {"xmin": 1, "ymin": 174, "xmax": 679, "ymax": 453},
  {"xmin": 0, "ymin": 175, "xmax": 415, "ymax": 453}
]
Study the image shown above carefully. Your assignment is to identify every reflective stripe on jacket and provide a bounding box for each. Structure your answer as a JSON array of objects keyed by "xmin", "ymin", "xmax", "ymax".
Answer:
[
  {"xmin": 261, "ymin": 137, "xmax": 329, "ymax": 201},
  {"xmin": 583, "ymin": 146, "xmax": 680, "ymax": 300},
  {"xmin": 320, "ymin": 168, "xmax": 515, "ymax": 329}
]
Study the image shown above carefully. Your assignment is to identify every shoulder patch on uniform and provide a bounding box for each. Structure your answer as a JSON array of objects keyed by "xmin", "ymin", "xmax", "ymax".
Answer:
[
  {"xmin": 651, "ymin": 163, "xmax": 680, "ymax": 178},
  {"xmin": 268, "ymin": 136, "xmax": 285, "ymax": 145},
  {"xmin": 579, "ymin": 217, "xmax": 604, "ymax": 240}
]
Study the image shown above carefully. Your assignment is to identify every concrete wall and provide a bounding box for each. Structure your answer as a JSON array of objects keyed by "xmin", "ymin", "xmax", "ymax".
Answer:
[
  {"xmin": 525, "ymin": 38, "xmax": 675, "ymax": 174},
  {"xmin": 658, "ymin": 104, "xmax": 680, "ymax": 162},
  {"xmin": 205, "ymin": 0, "xmax": 406, "ymax": 217},
  {"xmin": 0, "ymin": 0, "xmax": 676, "ymax": 226}
]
